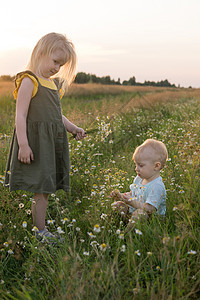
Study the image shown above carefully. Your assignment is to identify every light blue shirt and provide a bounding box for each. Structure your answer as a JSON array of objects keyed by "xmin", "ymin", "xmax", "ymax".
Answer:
[{"xmin": 129, "ymin": 175, "xmax": 166, "ymax": 215}]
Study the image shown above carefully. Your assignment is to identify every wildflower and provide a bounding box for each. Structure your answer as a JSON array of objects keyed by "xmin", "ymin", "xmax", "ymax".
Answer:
[
  {"xmin": 3, "ymin": 242, "xmax": 8, "ymax": 247},
  {"xmin": 7, "ymin": 249, "xmax": 14, "ymax": 254},
  {"xmin": 47, "ymin": 220, "xmax": 55, "ymax": 225},
  {"xmin": 76, "ymin": 199, "xmax": 81, "ymax": 204},
  {"xmin": 22, "ymin": 221, "xmax": 27, "ymax": 228},
  {"xmin": 26, "ymin": 209, "xmax": 31, "ymax": 215},
  {"xmin": 32, "ymin": 226, "xmax": 38, "ymax": 232},
  {"xmin": 119, "ymin": 233, "xmax": 124, "ymax": 239},
  {"xmin": 80, "ymin": 239, "xmax": 85, "ymax": 243},
  {"xmin": 162, "ymin": 237, "xmax": 170, "ymax": 244},
  {"xmin": 128, "ymin": 216, "xmax": 136, "ymax": 224},
  {"xmin": 1, "ymin": 280, "xmax": 4, "ymax": 284},
  {"xmin": 72, "ymin": 219, "xmax": 76, "ymax": 223},
  {"xmin": 173, "ymin": 206, "xmax": 178, "ymax": 211},
  {"xmin": 57, "ymin": 227, "xmax": 65, "ymax": 234},
  {"xmin": 87, "ymin": 232, "xmax": 96, "ymax": 239},
  {"xmin": 156, "ymin": 266, "xmax": 160, "ymax": 270},
  {"xmin": 19, "ymin": 203, "xmax": 24, "ymax": 209},
  {"xmin": 116, "ymin": 229, "xmax": 121, "ymax": 234},
  {"xmin": 135, "ymin": 250, "xmax": 141, "ymax": 256},
  {"xmin": 135, "ymin": 229, "xmax": 142, "ymax": 235},
  {"xmin": 93, "ymin": 224, "xmax": 101, "ymax": 233},
  {"xmin": 99, "ymin": 243, "xmax": 107, "ymax": 251},
  {"xmin": 100, "ymin": 213, "xmax": 107, "ymax": 219},
  {"xmin": 83, "ymin": 251, "xmax": 89, "ymax": 256},
  {"xmin": 187, "ymin": 250, "xmax": 197, "ymax": 255},
  {"xmin": 76, "ymin": 227, "xmax": 80, "ymax": 232},
  {"xmin": 61, "ymin": 217, "xmax": 69, "ymax": 224},
  {"xmin": 179, "ymin": 189, "xmax": 184, "ymax": 194},
  {"xmin": 147, "ymin": 252, "xmax": 152, "ymax": 256},
  {"xmin": 90, "ymin": 241, "xmax": 98, "ymax": 248},
  {"xmin": 121, "ymin": 245, "xmax": 126, "ymax": 252}
]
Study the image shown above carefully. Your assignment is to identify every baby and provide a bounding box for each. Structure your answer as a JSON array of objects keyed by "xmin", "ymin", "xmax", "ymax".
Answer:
[{"xmin": 109, "ymin": 139, "xmax": 168, "ymax": 225}]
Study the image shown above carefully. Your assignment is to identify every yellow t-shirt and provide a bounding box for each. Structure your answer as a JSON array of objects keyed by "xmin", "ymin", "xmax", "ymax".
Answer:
[{"xmin": 13, "ymin": 73, "xmax": 64, "ymax": 99}]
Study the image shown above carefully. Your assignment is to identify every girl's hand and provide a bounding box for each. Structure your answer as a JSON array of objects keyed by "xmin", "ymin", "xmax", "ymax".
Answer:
[
  {"xmin": 18, "ymin": 145, "xmax": 34, "ymax": 164},
  {"xmin": 74, "ymin": 127, "xmax": 86, "ymax": 140}
]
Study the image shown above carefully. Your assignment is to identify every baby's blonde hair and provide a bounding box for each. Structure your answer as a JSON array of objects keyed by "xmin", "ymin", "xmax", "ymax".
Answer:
[
  {"xmin": 132, "ymin": 139, "xmax": 168, "ymax": 169},
  {"xmin": 27, "ymin": 32, "xmax": 77, "ymax": 90}
]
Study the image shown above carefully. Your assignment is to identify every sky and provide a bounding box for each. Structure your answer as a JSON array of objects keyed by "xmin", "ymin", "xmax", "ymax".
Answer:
[{"xmin": 0, "ymin": 0, "xmax": 200, "ymax": 88}]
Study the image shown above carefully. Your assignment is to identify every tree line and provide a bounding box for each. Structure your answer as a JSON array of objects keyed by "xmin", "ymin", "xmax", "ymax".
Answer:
[
  {"xmin": 0, "ymin": 73, "xmax": 176, "ymax": 87},
  {"xmin": 74, "ymin": 72, "xmax": 176, "ymax": 87}
]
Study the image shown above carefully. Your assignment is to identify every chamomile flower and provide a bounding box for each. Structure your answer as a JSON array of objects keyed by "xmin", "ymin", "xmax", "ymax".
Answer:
[
  {"xmin": 119, "ymin": 233, "xmax": 124, "ymax": 239},
  {"xmin": 173, "ymin": 206, "xmax": 178, "ymax": 211},
  {"xmin": 90, "ymin": 241, "xmax": 99, "ymax": 247},
  {"xmin": 47, "ymin": 220, "xmax": 55, "ymax": 225},
  {"xmin": 100, "ymin": 213, "xmax": 107, "ymax": 219},
  {"xmin": 121, "ymin": 245, "xmax": 126, "ymax": 252},
  {"xmin": 61, "ymin": 217, "xmax": 69, "ymax": 224},
  {"xmin": 99, "ymin": 243, "xmax": 107, "ymax": 251},
  {"xmin": 135, "ymin": 250, "xmax": 141, "ymax": 256},
  {"xmin": 7, "ymin": 249, "xmax": 14, "ymax": 254},
  {"xmin": 83, "ymin": 251, "xmax": 89, "ymax": 256},
  {"xmin": 135, "ymin": 229, "xmax": 142, "ymax": 235},
  {"xmin": 87, "ymin": 232, "xmax": 96, "ymax": 239},
  {"xmin": 32, "ymin": 226, "xmax": 38, "ymax": 232},
  {"xmin": 93, "ymin": 224, "xmax": 101, "ymax": 233},
  {"xmin": 3, "ymin": 242, "xmax": 8, "ymax": 247},
  {"xmin": 22, "ymin": 221, "xmax": 27, "ymax": 228},
  {"xmin": 57, "ymin": 227, "xmax": 65, "ymax": 234},
  {"xmin": 187, "ymin": 250, "xmax": 197, "ymax": 255}
]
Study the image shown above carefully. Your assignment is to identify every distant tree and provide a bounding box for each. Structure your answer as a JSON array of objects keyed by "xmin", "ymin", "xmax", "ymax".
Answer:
[
  {"xmin": 122, "ymin": 80, "xmax": 129, "ymax": 85},
  {"xmin": 128, "ymin": 76, "xmax": 136, "ymax": 85},
  {"xmin": 74, "ymin": 72, "xmax": 90, "ymax": 83},
  {"xmin": 0, "ymin": 75, "xmax": 14, "ymax": 81}
]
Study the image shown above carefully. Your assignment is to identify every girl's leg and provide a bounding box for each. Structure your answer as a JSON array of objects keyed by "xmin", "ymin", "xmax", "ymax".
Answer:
[{"xmin": 32, "ymin": 193, "xmax": 49, "ymax": 231}]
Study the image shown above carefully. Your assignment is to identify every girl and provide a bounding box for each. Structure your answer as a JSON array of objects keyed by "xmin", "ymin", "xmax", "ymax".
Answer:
[{"xmin": 4, "ymin": 32, "xmax": 86, "ymax": 241}]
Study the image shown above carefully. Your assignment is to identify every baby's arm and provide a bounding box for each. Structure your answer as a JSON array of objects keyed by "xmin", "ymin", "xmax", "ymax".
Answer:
[
  {"xmin": 124, "ymin": 197, "xmax": 156, "ymax": 218},
  {"xmin": 109, "ymin": 190, "xmax": 132, "ymax": 201},
  {"xmin": 62, "ymin": 115, "xmax": 86, "ymax": 140},
  {"xmin": 16, "ymin": 77, "xmax": 34, "ymax": 164}
]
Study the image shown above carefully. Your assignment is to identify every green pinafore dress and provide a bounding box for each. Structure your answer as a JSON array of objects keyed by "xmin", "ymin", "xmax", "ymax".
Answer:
[{"xmin": 4, "ymin": 71, "xmax": 70, "ymax": 194}]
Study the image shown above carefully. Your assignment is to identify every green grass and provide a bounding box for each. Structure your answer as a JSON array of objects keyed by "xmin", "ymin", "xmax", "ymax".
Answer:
[{"xmin": 0, "ymin": 90, "xmax": 199, "ymax": 299}]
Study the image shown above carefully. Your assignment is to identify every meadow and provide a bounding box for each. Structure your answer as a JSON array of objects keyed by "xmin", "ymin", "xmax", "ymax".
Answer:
[{"xmin": 0, "ymin": 82, "xmax": 199, "ymax": 299}]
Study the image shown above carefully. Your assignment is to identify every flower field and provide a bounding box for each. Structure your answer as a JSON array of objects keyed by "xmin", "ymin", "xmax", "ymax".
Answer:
[{"xmin": 0, "ymin": 85, "xmax": 199, "ymax": 299}]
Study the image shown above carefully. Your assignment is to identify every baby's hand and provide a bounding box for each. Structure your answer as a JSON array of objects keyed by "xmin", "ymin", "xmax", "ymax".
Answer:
[{"xmin": 109, "ymin": 190, "xmax": 122, "ymax": 201}]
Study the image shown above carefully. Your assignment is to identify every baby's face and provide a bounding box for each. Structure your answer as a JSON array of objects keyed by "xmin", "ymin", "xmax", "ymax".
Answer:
[{"xmin": 134, "ymin": 151, "xmax": 160, "ymax": 182}]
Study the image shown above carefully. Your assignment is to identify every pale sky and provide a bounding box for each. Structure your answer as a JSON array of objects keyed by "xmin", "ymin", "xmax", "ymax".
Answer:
[{"xmin": 0, "ymin": 0, "xmax": 200, "ymax": 87}]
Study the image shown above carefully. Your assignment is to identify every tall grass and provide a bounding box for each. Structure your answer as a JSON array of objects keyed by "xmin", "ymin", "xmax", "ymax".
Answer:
[{"xmin": 0, "ymin": 85, "xmax": 199, "ymax": 299}]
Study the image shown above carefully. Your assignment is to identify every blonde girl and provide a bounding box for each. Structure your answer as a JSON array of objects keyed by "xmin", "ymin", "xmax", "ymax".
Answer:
[{"xmin": 5, "ymin": 32, "xmax": 86, "ymax": 241}]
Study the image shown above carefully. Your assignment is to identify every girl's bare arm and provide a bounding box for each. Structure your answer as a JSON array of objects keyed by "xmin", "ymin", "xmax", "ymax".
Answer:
[
  {"xmin": 62, "ymin": 115, "xmax": 86, "ymax": 140},
  {"xmin": 16, "ymin": 77, "xmax": 34, "ymax": 164}
]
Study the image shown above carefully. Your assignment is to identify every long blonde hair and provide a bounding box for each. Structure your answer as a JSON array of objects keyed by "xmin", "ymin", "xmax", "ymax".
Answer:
[{"xmin": 27, "ymin": 32, "xmax": 77, "ymax": 90}]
